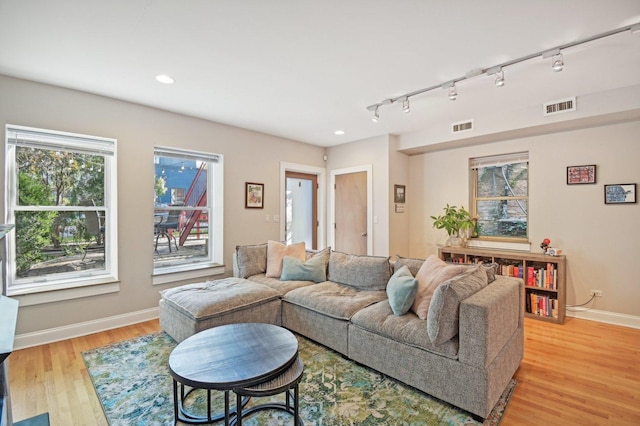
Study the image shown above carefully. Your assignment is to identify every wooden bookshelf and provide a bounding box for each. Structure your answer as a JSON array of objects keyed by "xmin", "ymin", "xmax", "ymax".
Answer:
[{"xmin": 438, "ymin": 246, "xmax": 566, "ymax": 324}]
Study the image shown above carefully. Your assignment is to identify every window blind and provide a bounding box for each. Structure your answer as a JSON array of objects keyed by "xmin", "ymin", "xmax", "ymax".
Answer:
[
  {"xmin": 155, "ymin": 146, "xmax": 220, "ymax": 163},
  {"xmin": 6, "ymin": 125, "xmax": 115, "ymax": 156},
  {"xmin": 470, "ymin": 151, "xmax": 528, "ymax": 169}
]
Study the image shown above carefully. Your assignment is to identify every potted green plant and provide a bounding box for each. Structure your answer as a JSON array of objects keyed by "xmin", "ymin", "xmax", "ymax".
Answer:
[{"xmin": 430, "ymin": 204, "xmax": 475, "ymax": 246}]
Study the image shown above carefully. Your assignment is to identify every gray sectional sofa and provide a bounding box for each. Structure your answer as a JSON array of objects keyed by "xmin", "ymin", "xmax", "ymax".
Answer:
[{"xmin": 159, "ymin": 242, "xmax": 524, "ymax": 419}]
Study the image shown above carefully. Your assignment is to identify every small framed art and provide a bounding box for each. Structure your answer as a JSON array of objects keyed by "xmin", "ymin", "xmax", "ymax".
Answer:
[
  {"xmin": 567, "ymin": 165, "xmax": 596, "ymax": 185},
  {"xmin": 394, "ymin": 185, "xmax": 406, "ymax": 203},
  {"xmin": 245, "ymin": 182, "xmax": 264, "ymax": 208},
  {"xmin": 604, "ymin": 183, "xmax": 636, "ymax": 204}
]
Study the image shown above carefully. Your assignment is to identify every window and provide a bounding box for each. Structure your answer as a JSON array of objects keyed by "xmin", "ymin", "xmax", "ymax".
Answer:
[
  {"xmin": 5, "ymin": 125, "xmax": 117, "ymax": 296},
  {"xmin": 153, "ymin": 147, "xmax": 223, "ymax": 274},
  {"xmin": 470, "ymin": 152, "xmax": 528, "ymax": 240}
]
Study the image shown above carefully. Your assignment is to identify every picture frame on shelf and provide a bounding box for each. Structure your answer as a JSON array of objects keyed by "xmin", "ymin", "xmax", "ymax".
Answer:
[
  {"xmin": 604, "ymin": 183, "xmax": 636, "ymax": 204},
  {"xmin": 394, "ymin": 184, "xmax": 406, "ymax": 203},
  {"xmin": 245, "ymin": 182, "xmax": 264, "ymax": 209},
  {"xmin": 566, "ymin": 164, "xmax": 596, "ymax": 185}
]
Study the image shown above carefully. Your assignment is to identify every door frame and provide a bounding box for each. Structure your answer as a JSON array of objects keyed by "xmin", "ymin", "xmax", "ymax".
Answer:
[
  {"xmin": 279, "ymin": 162, "xmax": 326, "ymax": 249},
  {"xmin": 329, "ymin": 165, "xmax": 373, "ymax": 255}
]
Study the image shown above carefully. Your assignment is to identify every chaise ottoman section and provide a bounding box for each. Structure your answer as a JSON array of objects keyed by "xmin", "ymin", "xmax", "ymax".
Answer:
[{"xmin": 159, "ymin": 277, "xmax": 282, "ymax": 342}]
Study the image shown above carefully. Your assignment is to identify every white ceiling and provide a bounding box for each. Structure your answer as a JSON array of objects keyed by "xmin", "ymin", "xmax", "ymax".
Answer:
[{"xmin": 1, "ymin": 1, "xmax": 639, "ymax": 148}]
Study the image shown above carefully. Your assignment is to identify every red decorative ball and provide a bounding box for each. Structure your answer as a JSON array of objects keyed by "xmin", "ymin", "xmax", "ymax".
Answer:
[{"xmin": 543, "ymin": 238, "xmax": 551, "ymax": 245}]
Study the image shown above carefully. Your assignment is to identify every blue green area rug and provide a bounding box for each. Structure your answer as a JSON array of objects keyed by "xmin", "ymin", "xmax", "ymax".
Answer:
[{"xmin": 82, "ymin": 332, "xmax": 515, "ymax": 425}]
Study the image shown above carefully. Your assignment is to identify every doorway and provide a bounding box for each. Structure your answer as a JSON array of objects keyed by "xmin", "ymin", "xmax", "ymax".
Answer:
[
  {"xmin": 285, "ymin": 171, "xmax": 318, "ymax": 249},
  {"xmin": 334, "ymin": 171, "xmax": 368, "ymax": 255}
]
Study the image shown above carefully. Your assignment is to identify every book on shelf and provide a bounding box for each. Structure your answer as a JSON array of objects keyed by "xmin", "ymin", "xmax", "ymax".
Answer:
[
  {"xmin": 526, "ymin": 292, "xmax": 558, "ymax": 318},
  {"xmin": 526, "ymin": 263, "xmax": 557, "ymax": 290}
]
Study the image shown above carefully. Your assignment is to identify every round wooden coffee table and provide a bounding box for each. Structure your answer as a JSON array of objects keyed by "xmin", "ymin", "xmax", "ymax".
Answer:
[{"xmin": 168, "ymin": 323, "xmax": 299, "ymax": 425}]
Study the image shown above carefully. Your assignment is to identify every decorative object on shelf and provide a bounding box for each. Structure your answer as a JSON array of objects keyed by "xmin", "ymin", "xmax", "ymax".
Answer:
[
  {"xmin": 245, "ymin": 182, "xmax": 264, "ymax": 209},
  {"xmin": 540, "ymin": 238, "xmax": 551, "ymax": 254},
  {"xmin": 430, "ymin": 204, "xmax": 474, "ymax": 247},
  {"xmin": 394, "ymin": 184, "xmax": 405, "ymax": 204},
  {"xmin": 604, "ymin": 183, "xmax": 636, "ymax": 204},
  {"xmin": 566, "ymin": 164, "xmax": 596, "ymax": 185}
]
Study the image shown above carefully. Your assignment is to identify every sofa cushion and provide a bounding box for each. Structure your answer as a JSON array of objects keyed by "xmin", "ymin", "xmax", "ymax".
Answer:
[
  {"xmin": 386, "ymin": 265, "xmax": 419, "ymax": 316},
  {"xmin": 427, "ymin": 265, "xmax": 488, "ymax": 345},
  {"xmin": 266, "ymin": 240, "xmax": 306, "ymax": 278},
  {"xmin": 235, "ymin": 243, "xmax": 267, "ymax": 279},
  {"xmin": 281, "ymin": 247, "xmax": 330, "ymax": 283},
  {"xmin": 159, "ymin": 277, "xmax": 280, "ymax": 321},
  {"xmin": 246, "ymin": 274, "xmax": 315, "ymax": 295},
  {"xmin": 283, "ymin": 281, "xmax": 386, "ymax": 320},
  {"xmin": 350, "ymin": 300, "xmax": 459, "ymax": 359},
  {"xmin": 411, "ymin": 255, "xmax": 468, "ymax": 320},
  {"xmin": 394, "ymin": 255, "xmax": 424, "ymax": 276},
  {"xmin": 328, "ymin": 251, "xmax": 392, "ymax": 291}
]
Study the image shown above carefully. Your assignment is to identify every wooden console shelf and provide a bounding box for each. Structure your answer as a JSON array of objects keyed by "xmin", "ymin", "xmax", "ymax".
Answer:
[{"xmin": 438, "ymin": 246, "xmax": 566, "ymax": 324}]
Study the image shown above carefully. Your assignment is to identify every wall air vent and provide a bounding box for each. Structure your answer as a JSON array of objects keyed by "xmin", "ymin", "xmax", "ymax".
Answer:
[
  {"xmin": 451, "ymin": 119, "xmax": 474, "ymax": 134},
  {"xmin": 543, "ymin": 97, "xmax": 576, "ymax": 116}
]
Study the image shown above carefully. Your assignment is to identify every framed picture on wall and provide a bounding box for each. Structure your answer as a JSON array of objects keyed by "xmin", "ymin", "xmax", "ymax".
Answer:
[
  {"xmin": 567, "ymin": 164, "xmax": 596, "ymax": 185},
  {"xmin": 604, "ymin": 183, "xmax": 636, "ymax": 204},
  {"xmin": 245, "ymin": 182, "xmax": 264, "ymax": 208},
  {"xmin": 394, "ymin": 185, "xmax": 406, "ymax": 203}
]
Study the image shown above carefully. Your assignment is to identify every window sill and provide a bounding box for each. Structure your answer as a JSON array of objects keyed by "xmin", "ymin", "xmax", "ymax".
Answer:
[
  {"xmin": 7, "ymin": 278, "xmax": 120, "ymax": 307},
  {"xmin": 466, "ymin": 239, "xmax": 531, "ymax": 252},
  {"xmin": 152, "ymin": 263, "xmax": 226, "ymax": 286}
]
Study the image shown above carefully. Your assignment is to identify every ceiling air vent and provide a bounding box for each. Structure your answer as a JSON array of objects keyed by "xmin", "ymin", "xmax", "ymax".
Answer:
[
  {"xmin": 451, "ymin": 119, "xmax": 474, "ymax": 134},
  {"xmin": 543, "ymin": 97, "xmax": 576, "ymax": 116}
]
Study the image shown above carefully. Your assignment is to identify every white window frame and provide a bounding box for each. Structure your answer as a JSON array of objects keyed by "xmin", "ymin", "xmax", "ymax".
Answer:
[
  {"xmin": 4, "ymin": 125, "xmax": 118, "ymax": 302},
  {"xmin": 152, "ymin": 147, "xmax": 224, "ymax": 281},
  {"xmin": 469, "ymin": 152, "xmax": 529, "ymax": 248}
]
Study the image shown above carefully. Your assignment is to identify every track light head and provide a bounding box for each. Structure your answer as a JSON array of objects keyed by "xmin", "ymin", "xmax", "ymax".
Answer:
[
  {"xmin": 372, "ymin": 106, "xmax": 379, "ymax": 123},
  {"xmin": 495, "ymin": 69, "xmax": 505, "ymax": 87},
  {"xmin": 401, "ymin": 97, "xmax": 410, "ymax": 113},
  {"xmin": 448, "ymin": 84, "xmax": 457, "ymax": 101},
  {"xmin": 552, "ymin": 53, "xmax": 564, "ymax": 72}
]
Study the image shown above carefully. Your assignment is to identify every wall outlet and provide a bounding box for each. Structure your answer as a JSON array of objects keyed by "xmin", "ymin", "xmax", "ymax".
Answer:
[{"xmin": 590, "ymin": 289, "xmax": 603, "ymax": 297}]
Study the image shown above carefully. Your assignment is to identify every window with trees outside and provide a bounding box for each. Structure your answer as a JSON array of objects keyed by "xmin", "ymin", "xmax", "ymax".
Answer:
[
  {"xmin": 5, "ymin": 125, "xmax": 117, "ymax": 296},
  {"xmin": 470, "ymin": 152, "xmax": 529, "ymax": 240},
  {"xmin": 153, "ymin": 147, "xmax": 223, "ymax": 274}
]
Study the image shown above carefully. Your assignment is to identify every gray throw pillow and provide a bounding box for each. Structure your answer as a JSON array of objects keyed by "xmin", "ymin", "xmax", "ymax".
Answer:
[
  {"xmin": 235, "ymin": 243, "xmax": 267, "ymax": 278},
  {"xmin": 427, "ymin": 265, "xmax": 488, "ymax": 345},
  {"xmin": 280, "ymin": 248, "xmax": 330, "ymax": 282}
]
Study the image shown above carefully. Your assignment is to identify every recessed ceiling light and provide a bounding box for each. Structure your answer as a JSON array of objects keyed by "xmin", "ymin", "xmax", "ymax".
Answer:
[
  {"xmin": 334, "ymin": 130, "xmax": 345, "ymax": 136},
  {"xmin": 155, "ymin": 74, "xmax": 175, "ymax": 84}
]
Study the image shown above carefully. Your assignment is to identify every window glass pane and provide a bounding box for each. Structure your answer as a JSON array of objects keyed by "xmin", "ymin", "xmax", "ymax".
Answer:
[
  {"xmin": 476, "ymin": 200, "xmax": 528, "ymax": 238},
  {"xmin": 476, "ymin": 162, "xmax": 528, "ymax": 198},
  {"xmin": 154, "ymin": 152, "xmax": 212, "ymax": 270},
  {"xmin": 15, "ymin": 210, "xmax": 106, "ymax": 278},
  {"xmin": 17, "ymin": 146, "xmax": 105, "ymax": 206}
]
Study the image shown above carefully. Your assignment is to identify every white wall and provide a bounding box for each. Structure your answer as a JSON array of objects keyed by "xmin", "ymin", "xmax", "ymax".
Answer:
[
  {"xmin": 0, "ymin": 75, "xmax": 325, "ymax": 335},
  {"xmin": 388, "ymin": 135, "xmax": 410, "ymax": 257},
  {"xmin": 408, "ymin": 120, "xmax": 640, "ymax": 318}
]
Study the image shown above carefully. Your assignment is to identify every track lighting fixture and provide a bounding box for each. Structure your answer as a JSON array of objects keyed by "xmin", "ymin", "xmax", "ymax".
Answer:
[
  {"xmin": 401, "ymin": 97, "xmax": 410, "ymax": 113},
  {"xmin": 368, "ymin": 105, "xmax": 380, "ymax": 122},
  {"xmin": 365, "ymin": 22, "xmax": 639, "ymax": 120},
  {"xmin": 495, "ymin": 69, "xmax": 505, "ymax": 87},
  {"xmin": 448, "ymin": 84, "xmax": 457, "ymax": 101},
  {"xmin": 552, "ymin": 53, "xmax": 564, "ymax": 72}
]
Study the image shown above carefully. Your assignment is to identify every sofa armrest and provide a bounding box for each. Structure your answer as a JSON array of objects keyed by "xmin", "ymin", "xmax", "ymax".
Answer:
[{"xmin": 458, "ymin": 276, "xmax": 524, "ymax": 368}]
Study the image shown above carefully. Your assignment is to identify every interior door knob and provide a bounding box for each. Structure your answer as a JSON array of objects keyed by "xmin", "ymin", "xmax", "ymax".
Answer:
[{"xmin": 361, "ymin": 232, "xmax": 367, "ymax": 237}]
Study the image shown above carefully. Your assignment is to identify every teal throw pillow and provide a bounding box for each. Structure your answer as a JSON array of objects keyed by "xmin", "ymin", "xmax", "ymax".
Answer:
[
  {"xmin": 280, "ymin": 253, "xmax": 327, "ymax": 283},
  {"xmin": 386, "ymin": 265, "xmax": 419, "ymax": 316}
]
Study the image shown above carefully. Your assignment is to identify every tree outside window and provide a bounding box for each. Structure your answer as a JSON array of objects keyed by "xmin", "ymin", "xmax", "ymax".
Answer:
[
  {"xmin": 471, "ymin": 153, "xmax": 529, "ymax": 240},
  {"xmin": 5, "ymin": 125, "xmax": 117, "ymax": 294}
]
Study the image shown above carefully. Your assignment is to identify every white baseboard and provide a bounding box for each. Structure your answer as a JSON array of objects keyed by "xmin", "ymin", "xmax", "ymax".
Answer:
[
  {"xmin": 566, "ymin": 308, "xmax": 640, "ymax": 329},
  {"xmin": 14, "ymin": 307, "xmax": 159, "ymax": 350}
]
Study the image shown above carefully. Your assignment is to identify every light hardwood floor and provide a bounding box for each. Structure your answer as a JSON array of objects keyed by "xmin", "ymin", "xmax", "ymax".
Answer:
[{"xmin": 8, "ymin": 317, "xmax": 640, "ymax": 425}]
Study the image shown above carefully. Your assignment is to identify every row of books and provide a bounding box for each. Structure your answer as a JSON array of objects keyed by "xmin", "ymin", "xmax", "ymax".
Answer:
[
  {"xmin": 526, "ymin": 293, "xmax": 559, "ymax": 318},
  {"xmin": 526, "ymin": 264, "xmax": 557, "ymax": 290}
]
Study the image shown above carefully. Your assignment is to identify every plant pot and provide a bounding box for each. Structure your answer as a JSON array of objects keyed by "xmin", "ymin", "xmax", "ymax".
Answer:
[{"xmin": 447, "ymin": 236, "xmax": 465, "ymax": 247}]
